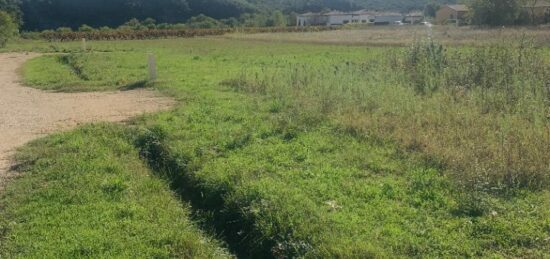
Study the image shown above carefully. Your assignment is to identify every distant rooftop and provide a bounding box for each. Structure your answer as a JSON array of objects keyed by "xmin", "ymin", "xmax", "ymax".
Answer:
[
  {"xmin": 298, "ymin": 10, "xmax": 419, "ymax": 17},
  {"xmin": 446, "ymin": 4, "xmax": 469, "ymax": 12},
  {"xmin": 406, "ymin": 12, "xmax": 424, "ymax": 17},
  {"xmin": 375, "ymin": 12, "xmax": 403, "ymax": 16},
  {"xmin": 324, "ymin": 11, "xmax": 347, "ymax": 15}
]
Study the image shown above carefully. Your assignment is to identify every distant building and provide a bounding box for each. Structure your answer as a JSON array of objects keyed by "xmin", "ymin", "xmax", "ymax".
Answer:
[
  {"xmin": 372, "ymin": 12, "xmax": 404, "ymax": 25},
  {"xmin": 297, "ymin": 10, "xmax": 417, "ymax": 26},
  {"xmin": 404, "ymin": 12, "xmax": 425, "ymax": 24},
  {"xmin": 435, "ymin": 5, "xmax": 469, "ymax": 25},
  {"xmin": 522, "ymin": 0, "xmax": 550, "ymax": 24},
  {"xmin": 296, "ymin": 12, "xmax": 329, "ymax": 26},
  {"xmin": 297, "ymin": 10, "xmax": 374, "ymax": 26}
]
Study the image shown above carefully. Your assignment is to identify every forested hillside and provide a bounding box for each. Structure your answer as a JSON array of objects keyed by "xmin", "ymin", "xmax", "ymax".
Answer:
[{"xmin": 8, "ymin": 0, "xmax": 456, "ymax": 30}]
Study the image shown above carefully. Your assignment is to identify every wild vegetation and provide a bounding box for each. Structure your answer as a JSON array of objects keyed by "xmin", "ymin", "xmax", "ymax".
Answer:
[
  {"xmin": 468, "ymin": 0, "xmax": 550, "ymax": 25},
  {"xmin": 1, "ymin": 35, "xmax": 548, "ymax": 257},
  {"xmin": 229, "ymin": 38, "xmax": 550, "ymax": 190},
  {"xmin": 23, "ymin": 26, "xmax": 336, "ymax": 42},
  {"xmin": 0, "ymin": 10, "xmax": 17, "ymax": 47}
]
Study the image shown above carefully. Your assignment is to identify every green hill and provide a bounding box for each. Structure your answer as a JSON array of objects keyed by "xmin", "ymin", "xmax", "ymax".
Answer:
[{"xmin": 14, "ymin": 0, "xmax": 455, "ymax": 30}]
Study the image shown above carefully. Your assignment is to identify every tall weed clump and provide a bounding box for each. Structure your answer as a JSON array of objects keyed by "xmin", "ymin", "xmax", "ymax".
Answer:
[
  {"xmin": 226, "ymin": 40, "xmax": 549, "ymax": 192},
  {"xmin": 394, "ymin": 39, "xmax": 550, "ymax": 191},
  {"xmin": 404, "ymin": 39, "xmax": 446, "ymax": 95}
]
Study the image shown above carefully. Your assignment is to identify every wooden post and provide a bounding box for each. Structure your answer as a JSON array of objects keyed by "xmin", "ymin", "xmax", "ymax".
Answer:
[
  {"xmin": 81, "ymin": 38, "xmax": 87, "ymax": 52},
  {"xmin": 148, "ymin": 54, "xmax": 157, "ymax": 81}
]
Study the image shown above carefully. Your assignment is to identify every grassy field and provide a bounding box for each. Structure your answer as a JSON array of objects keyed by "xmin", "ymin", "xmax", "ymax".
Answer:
[
  {"xmin": 1, "ymin": 30, "xmax": 550, "ymax": 257},
  {"xmin": 0, "ymin": 124, "xmax": 230, "ymax": 258}
]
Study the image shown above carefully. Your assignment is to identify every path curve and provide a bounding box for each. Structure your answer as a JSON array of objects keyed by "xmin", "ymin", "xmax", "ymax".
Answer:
[{"xmin": 0, "ymin": 53, "xmax": 175, "ymax": 188}]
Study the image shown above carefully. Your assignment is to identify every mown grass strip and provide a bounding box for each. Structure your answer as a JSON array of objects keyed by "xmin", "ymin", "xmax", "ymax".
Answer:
[{"xmin": 0, "ymin": 124, "xmax": 231, "ymax": 258}]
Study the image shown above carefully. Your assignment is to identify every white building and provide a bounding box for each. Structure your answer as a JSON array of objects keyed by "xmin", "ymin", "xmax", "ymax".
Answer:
[
  {"xmin": 325, "ymin": 11, "xmax": 354, "ymax": 25},
  {"xmin": 297, "ymin": 10, "xmax": 375, "ymax": 26},
  {"xmin": 404, "ymin": 12, "xmax": 425, "ymax": 24},
  {"xmin": 297, "ymin": 10, "xmax": 409, "ymax": 26},
  {"xmin": 372, "ymin": 12, "xmax": 404, "ymax": 24},
  {"xmin": 296, "ymin": 12, "xmax": 329, "ymax": 26}
]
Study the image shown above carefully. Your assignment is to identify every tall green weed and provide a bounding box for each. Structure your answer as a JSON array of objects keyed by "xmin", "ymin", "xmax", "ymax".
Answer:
[{"xmin": 226, "ymin": 40, "xmax": 550, "ymax": 191}]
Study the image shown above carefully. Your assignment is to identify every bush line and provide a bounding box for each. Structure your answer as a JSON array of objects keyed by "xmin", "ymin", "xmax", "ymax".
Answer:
[{"xmin": 23, "ymin": 26, "xmax": 339, "ymax": 42}]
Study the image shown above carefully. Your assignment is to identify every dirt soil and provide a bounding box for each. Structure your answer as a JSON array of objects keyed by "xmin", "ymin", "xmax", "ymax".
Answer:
[{"xmin": 0, "ymin": 53, "xmax": 175, "ymax": 189}]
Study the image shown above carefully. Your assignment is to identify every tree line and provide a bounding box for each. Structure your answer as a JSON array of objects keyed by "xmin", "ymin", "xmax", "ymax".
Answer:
[
  {"xmin": 1, "ymin": 0, "xmax": 548, "ymax": 45},
  {"xmin": 468, "ymin": 0, "xmax": 550, "ymax": 25},
  {"xmin": 3, "ymin": 0, "xmax": 456, "ymax": 31}
]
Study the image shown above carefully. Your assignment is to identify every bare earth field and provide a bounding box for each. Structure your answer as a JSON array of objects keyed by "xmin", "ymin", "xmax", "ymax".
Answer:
[
  {"xmin": 225, "ymin": 26, "xmax": 550, "ymax": 46},
  {"xmin": 0, "ymin": 53, "xmax": 174, "ymax": 189}
]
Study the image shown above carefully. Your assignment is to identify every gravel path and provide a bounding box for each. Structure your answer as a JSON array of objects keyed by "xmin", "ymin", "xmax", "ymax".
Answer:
[{"xmin": 0, "ymin": 53, "xmax": 175, "ymax": 189}]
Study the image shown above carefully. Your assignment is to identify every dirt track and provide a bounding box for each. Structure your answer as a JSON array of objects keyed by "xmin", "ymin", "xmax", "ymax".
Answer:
[{"xmin": 0, "ymin": 53, "xmax": 174, "ymax": 188}]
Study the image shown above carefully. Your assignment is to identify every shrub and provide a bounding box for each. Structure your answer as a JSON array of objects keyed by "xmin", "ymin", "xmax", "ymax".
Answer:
[
  {"xmin": 56, "ymin": 27, "xmax": 72, "ymax": 33},
  {"xmin": 78, "ymin": 24, "xmax": 94, "ymax": 32},
  {"xmin": 404, "ymin": 39, "xmax": 446, "ymax": 94},
  {"xmin": 31, "ymin": 26, "xmax": 337, "ymax": 41},
  {"xmin": 0, "ymin": 11, "xmax": 17, "ymax": 48},
  {"xmin": 123, "ymin": 18, "xmax": 143, "ymax": 30},
  {"xmin": 187, "ymin": 14, "xmax": 223, "ymax": 29},
  {"xmin": 142, "ymin": 18, "xmax": 156, "ymax": 29}
]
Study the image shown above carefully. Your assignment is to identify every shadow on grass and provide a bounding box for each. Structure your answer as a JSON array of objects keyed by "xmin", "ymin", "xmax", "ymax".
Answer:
[
  {"xmin": 134, "ymin": 127, "xmax": 278, "ymax": 259},
  {"xmin": 118, "ymin": 80, "xmax": 153, "ymax": 91}
]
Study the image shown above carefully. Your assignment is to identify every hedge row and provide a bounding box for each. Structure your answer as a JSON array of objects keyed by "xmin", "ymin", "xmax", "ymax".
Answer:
[{"xmin": 26, "ymin": 26, "xmax": 339, "ymax": 41}]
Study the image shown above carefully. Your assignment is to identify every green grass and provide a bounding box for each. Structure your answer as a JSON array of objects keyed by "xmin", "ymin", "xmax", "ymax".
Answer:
[
  {"xmin": 0, "ymin": 124, "xmax": 230, "ymax": 258},
  {"xmin": 3, "ymin": 37, "xmax": 550, "ymax": 257},
  {"xmin": 22, "ymin": 53, "xmax": 149, "ymax": 91}
]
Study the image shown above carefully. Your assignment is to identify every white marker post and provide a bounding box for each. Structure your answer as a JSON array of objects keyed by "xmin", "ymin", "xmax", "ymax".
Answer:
[
  {"xmin": 81, "ymin": 38, "xmax": 87, "ymax": 52},
  {"xmin": 148, "ymin": 53, "xmax": 157, "ymax": 82}
]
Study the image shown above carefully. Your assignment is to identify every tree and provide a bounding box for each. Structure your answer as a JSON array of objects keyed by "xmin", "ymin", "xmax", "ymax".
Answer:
[
  {"xmin": 20, "ymin": 0, "xmax": 189, "ymax": 31},
  {"xmin": 521, "ymin": 0, "xmax": 543, "ymax": 24},
  {"xmin": 79, "ymin": 24, "xmax": 94, "ymax": 32},
  {"xmin": 268, "ymin": 10, "xmax": 287, "ymax": 27},
  {"xmin": 467, "ymin": 0, "xmax": 521, "ymax": 26},
  {"xmin": 424, "ymin": 2, "xmax": 440, "ymax": 17},
  {"xmin": 240, "ymin": 12, "xmax": 269, "ymax": 27},
  {"xmin": 142, "ymin": 17, "xmax": 157, "ymax": 29},
  {"xmin": 56, "ymin": 27, "xmax": 72, "ymax": 33},
  {"xmin": 186, "ymin": 14, "xmax": 222, "ymax": 28},
  {"xmin": 221, "ymin": 17, "xmax": 240, "ymax": 27},
  {"xmin": 124, "ymin": 18, "xmax": 143, "ymax": 30},
  {"xmin": 15, "ymin": 0, "xmax": 458, "ymax": 31},
  {"xmin": 0, "ymin": 11, "xmax": 17, "ymax": 48},
  {"xmin": 287, "ymin": 11, "xmax": 298, "ymax": 26},
  {"xmin": 0, "ymin": 0, "xmax": 20, "ymax": 25}
]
